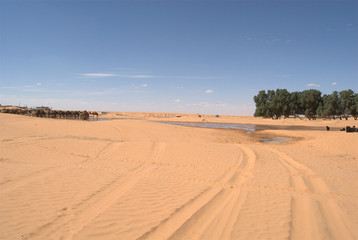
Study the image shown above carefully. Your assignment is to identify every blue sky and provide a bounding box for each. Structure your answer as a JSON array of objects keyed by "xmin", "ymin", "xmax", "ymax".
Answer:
[{"xmin": 0, "ymin": 1, "xmax": 357, "ymax": 115}]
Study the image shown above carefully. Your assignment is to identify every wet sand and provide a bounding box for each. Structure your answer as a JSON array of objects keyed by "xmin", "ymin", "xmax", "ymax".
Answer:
[{"xmin": 0, "ymin": 113, "xmax": 357, "ymax": 240}]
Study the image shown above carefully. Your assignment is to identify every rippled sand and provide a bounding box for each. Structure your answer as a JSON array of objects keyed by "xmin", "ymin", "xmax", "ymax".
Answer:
[{"xmin": 0, "ymin": 113, "xmax": 357, "ymax": 240}]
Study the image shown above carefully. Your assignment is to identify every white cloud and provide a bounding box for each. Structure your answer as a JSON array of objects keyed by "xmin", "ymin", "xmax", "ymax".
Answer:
[
  {"xmin": 130, "ymin": 75, "xmax": 154, "ymax": 78},
  {"xmin": 186, "ymin": 102, "xmax": 209, "ymax": 107},
  {"xmin": 141, "ymin": 83, "xmax": 148, "ymax": 87},
  {"xmin": 332, "ymin": 82, "xmax": 337, "ymax": 86},
  {"xmin": 118, "ymin": 74, "xmax": 218, "ymax": 80},
  {"xmin": 119, "ymin": 75, "xmax": 154, "ymax": 78},
  {"xmin": 36, "ymin": 83, "xmax": 42, "ymax": 86},
  {"xmin": 80, "ymin": 73, "xmax": 116, "ymax": 78},
  {"xmin": 169, "ymin": 75, "xmax": 217, "ymax": 80},
  {"xmin": 205, "ymin": 89, "xmax": 214, "ymax": 94},
  {"xmin": 215, "ymin": 103, "xmax": 227, "ymax": 107},
  {"xmin": 174, "ymin": 99, "xmax": 181, "ymax": 103},
  {"xmin": 346, "ymin": 24, "xmax": 354, "ymax": 32},
  {"xmin": 266, "ymin": 38, "xmax": 281, "ymax": 45},
  {"xmin": 306, "ymin": 83, "xmax": 320, "ymax": 88},
  {"xmin": 79, "ymin": 72, "xmax": 156, "ymax": 79}
]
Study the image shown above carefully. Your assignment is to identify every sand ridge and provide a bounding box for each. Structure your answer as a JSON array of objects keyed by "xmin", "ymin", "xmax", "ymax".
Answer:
[{"xmin": 0, "ymin": 113, "xmax": 357, "ymax": 239}]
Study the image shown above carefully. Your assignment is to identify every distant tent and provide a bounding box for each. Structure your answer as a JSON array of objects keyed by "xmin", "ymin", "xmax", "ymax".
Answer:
[{"xmin": 216, "ymin": 115, "xmax": 220, "ymax": 117}]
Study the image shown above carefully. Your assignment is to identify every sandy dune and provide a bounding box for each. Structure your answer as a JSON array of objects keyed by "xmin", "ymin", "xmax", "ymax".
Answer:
[{"xmin": 0, "ymin": 113, "xmax": 357, "ymax": 240}]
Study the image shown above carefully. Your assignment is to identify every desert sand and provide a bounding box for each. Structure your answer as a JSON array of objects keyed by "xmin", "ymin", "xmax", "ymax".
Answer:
[{"xmin": 0, "ymin": 112, "xmax": 357, "ymax": 240}]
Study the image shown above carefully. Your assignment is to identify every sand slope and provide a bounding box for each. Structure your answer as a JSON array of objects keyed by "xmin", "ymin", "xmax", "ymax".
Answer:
[{"xmin": 0, "ymin": 114, "xmax": 357, "ymax": 240}]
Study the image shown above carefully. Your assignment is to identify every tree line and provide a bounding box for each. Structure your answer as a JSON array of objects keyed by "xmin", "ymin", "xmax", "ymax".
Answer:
[
  {"xmin": 0, "ymin": 106, "xmax": 98, "ymax": 120},
  {"xmin": 253, "ymin": 89, "xmax": 358, "ymax": 120}
]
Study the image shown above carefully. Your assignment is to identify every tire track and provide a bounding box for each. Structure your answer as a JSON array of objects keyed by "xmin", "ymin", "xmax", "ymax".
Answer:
[
  {"xmin": 22, "ymin": 141, "xmax": 167, "ymax": 240},
  {"xmin": 1, "ymin": 137, "xmax": 56, "ymax": 147},
  {"xmin": 0, "ymin": 166, "xmax": 63, "ymax": 194},
  {"xmin": 266, "ymin": 146, "xmax": 356, "ymax": 240},
  {"xmin": 95, "ymin": 142, "xmax": 115, "ymax": 157},
  {"xmin": 137, "ymin": 144, "xmax": 256, "ymax": 240},
  {"xmin": 0, "ymin": 141, "xmax": 122, "ymax": 194},
  {"xmin": 2, "ymin": 136, "xmax": 123, "ymax": 148},
  {"xmin": 170, "ymin": 144, "xmax": 255, "ymax": 240}
]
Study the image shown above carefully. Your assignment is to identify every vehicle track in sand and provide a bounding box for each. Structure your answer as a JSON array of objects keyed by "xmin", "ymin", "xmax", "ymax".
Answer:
[
  {"xmin": 1, "ymin": 136, "xmax": 122, "ymax": 148},
  {"xmin": 137, "ymin": 144, "xmax": 256, "ymax": 240},
  {"xmin": 2, "ymin": 116, "xmax": 356, "ymax": 240},
  {"xmin": 0, "ymin": 166, "xmax": 60, "ymax": 193},
  {"xmin": 22, "ymin": 141, "xmax": 167, "ymax": 240},
  {"xmin": 0, "ymin": 136, "xmax": 124, "ymax": 194},
  {"xmin": 265, "ymin": 146, "xmax": 356, "ymax": 240}
]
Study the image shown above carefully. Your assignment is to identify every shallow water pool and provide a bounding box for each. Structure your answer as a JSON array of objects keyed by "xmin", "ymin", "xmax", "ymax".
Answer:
[{"xmin": 155, "ymin": 121, "xmax": 325, "ymax": 143}]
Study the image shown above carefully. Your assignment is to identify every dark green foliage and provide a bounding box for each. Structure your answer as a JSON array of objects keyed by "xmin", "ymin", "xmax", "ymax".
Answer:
[
  {"xmin": 319, "ymin": 92, "xmax": 341, "ymax": 118},
  {"xmin": 254, "ymin": 90, "xmax": 271, "ymax": 118},
  {"xmin": 289, "ymin": 91, "xmax": 303, "ymax": 117},
  {"xmin": 353, "ymin": 93, "xmax": 358, "ymax": 120},
  {"xmin": 271, "ymin": 89, "xmax": 291, "ymax": 118},
  {"xmin": 254, "ymin": 89, "xmax": 292, "ymax": 119},
  {"xmin": 253, "ymin": 89, "xmax": 357, "ymax": 120},
  {"xmin": 339, "ymin": 89, "xmax": 355, "ymax": 119},
  {"xmin": 300, "ymin": 89, "xmax": 322, "ymax": 119},
  {"xmin": 316, "ymin": 102, "xmax": 324, "ymax": 118}
]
